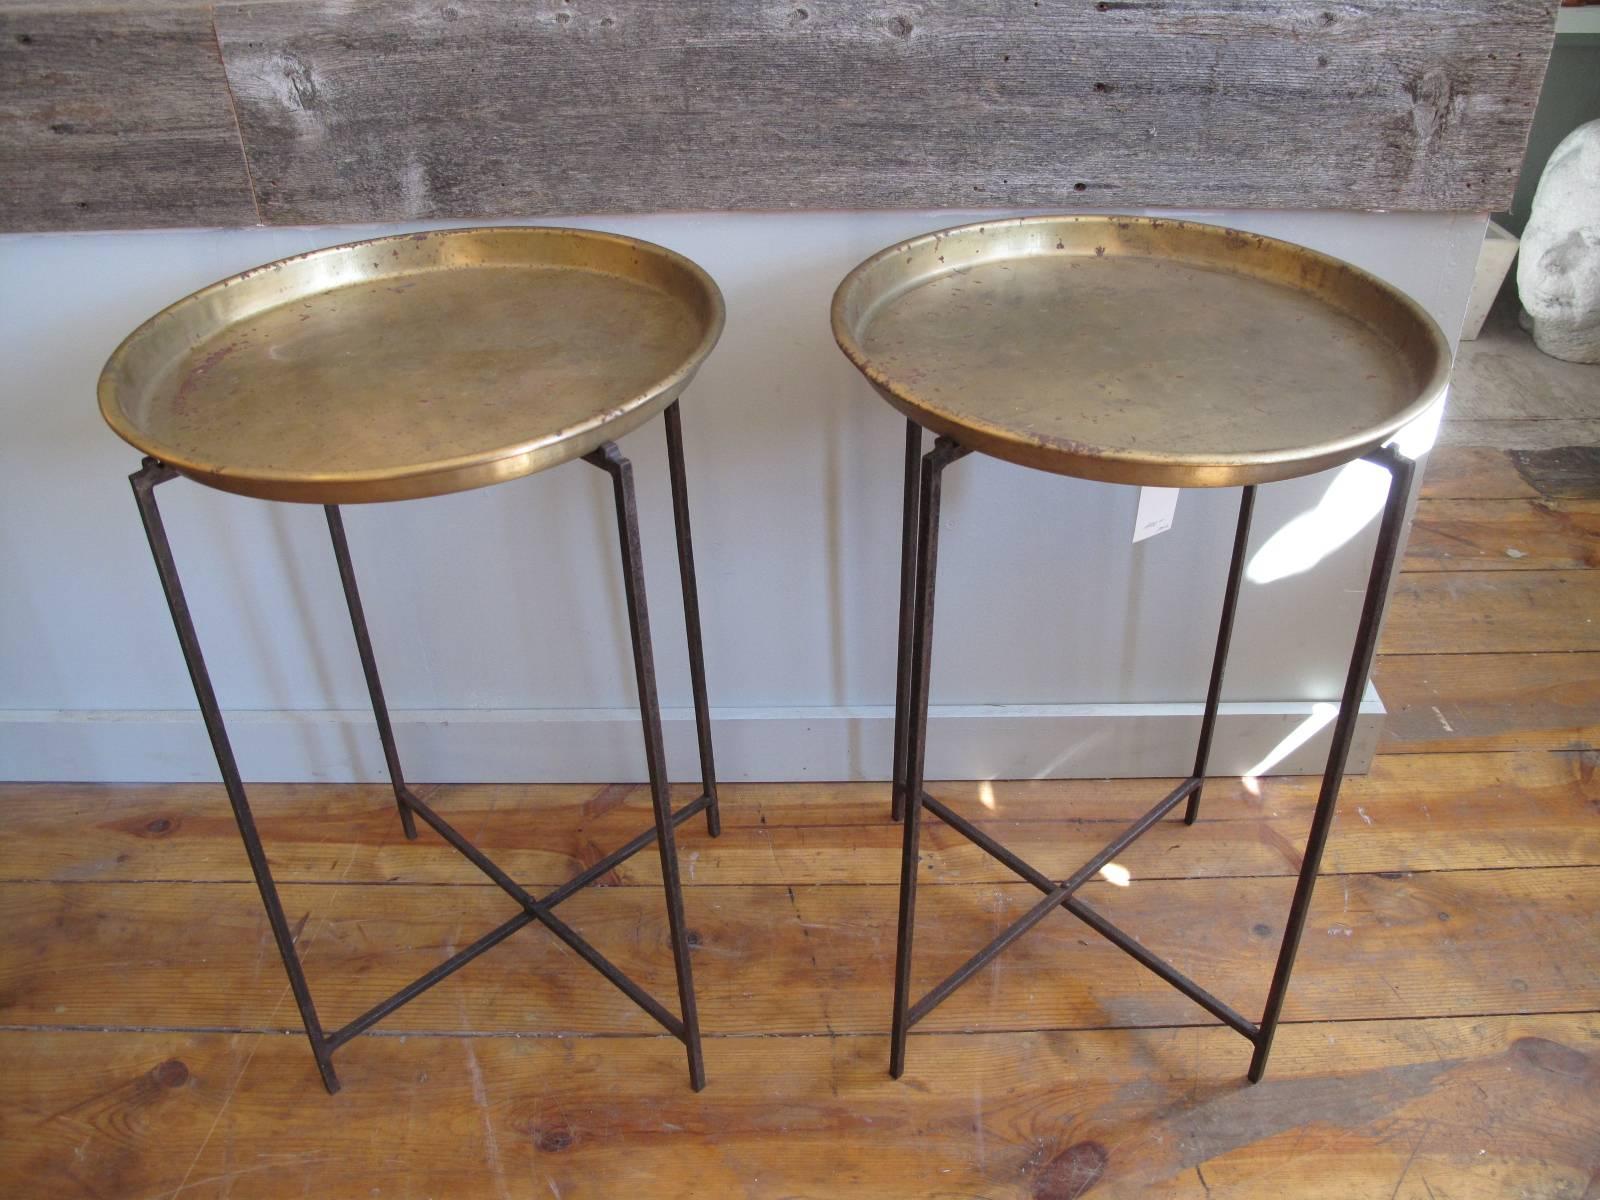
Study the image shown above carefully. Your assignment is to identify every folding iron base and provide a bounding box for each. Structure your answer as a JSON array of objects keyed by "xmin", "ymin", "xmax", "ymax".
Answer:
[
  {"xmin": 129, "ymin": 403, "xmax": 720, "ymax": 1094},
  {"xmin": 887, "ymin": 419, "xmax": 1416, "ymax": 1082}
]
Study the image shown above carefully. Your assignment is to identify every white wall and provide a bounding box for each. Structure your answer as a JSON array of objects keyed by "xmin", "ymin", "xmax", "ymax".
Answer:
[{"xmin": 0, "ymin": 208, "xmax": 1484, "ymax": 782}]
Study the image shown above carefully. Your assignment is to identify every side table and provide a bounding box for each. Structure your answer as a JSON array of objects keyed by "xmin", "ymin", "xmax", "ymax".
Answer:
[
  {"xmin": 100, "ymin": 227, "xmax": 726, "ymax": 1093},
  {"xmin": 832, "ymin": 215, "xmax": 1450, "ymax": 1081}
]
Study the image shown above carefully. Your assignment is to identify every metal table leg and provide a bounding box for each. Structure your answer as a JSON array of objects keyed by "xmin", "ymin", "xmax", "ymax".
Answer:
[
  {"xmin": 130, "ymin": 410, "xmax": 722, "ymax": 1094},
  {"xmin": 1249, "ymin": 447, "xmax": 1415, "ymax": 1079},
  {"xmin": 664, "ymin": 401, "xmax": 722, "ymax": 839},
  {"xmin": 886, "ymin": 438, "xmax": 1416, "ymax": 1082},
  {"xmin": 132, "ymin": 459, "xmax": 341, "ymax": 1095},
  {"xmin": 326, "ymin": 504, "xmax": 417, "ymax": 842},
  {"xmin": 889, "ymin": 435, "xmax": 972, "ymax": 1078},
  {"xmin": 890, "ymin": 419, "xmax": 923, "ymax": 823},
  {"xmin": 585, "ymin": 439, "xmax": 707, "ymax": 1091},
  {"xmin": 1186, "ymin": 484, "xmax": 1256, "ymax": 826}
]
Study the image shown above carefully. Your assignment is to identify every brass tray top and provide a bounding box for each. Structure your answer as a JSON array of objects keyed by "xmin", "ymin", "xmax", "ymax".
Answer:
[
  {"xmin": 832, "ymin": 216, "xmax": 1450, "ymax": 487},
  {"xmin": 100, "ymin": 227, "xmax": 724, "ymax": 503}
]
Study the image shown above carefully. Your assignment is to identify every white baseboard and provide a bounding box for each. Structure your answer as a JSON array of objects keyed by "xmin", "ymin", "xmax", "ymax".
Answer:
[{"xmin": 0, "ymin": 692, "xmax": 1382, "ymax": 783}]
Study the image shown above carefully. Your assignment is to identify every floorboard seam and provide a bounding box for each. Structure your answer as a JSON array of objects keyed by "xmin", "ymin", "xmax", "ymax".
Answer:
[{"xmin": 4, "ymin": 1008, "xmax": 1595, "ymax": 1041}]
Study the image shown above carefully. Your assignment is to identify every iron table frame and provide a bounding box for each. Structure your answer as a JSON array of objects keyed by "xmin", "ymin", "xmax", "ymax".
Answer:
[
  {"xmin": 129, "ymin": 400, "xmax": 720, "ymax": 1094},
  {"xmin": 887, "ymin": 418, "xmax": 1416, "ymax": 1081}
]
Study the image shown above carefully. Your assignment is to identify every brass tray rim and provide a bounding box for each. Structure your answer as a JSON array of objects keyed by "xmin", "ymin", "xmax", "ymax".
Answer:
[
  {"xmin": 98, "ymin": 225, "xmax": 726, "ymax": 503},
  {"xmin": 830, "ymin": 214, "xmax": 1452, "ymax": 488}
]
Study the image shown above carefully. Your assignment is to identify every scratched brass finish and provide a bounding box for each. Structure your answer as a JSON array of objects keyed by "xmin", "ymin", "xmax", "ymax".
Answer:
[
  {"xmin": 832, "ymin": 216, "xmax": 1450, "ymax": 487},
  {"xmin": 100, "ymin": 227, "xmax": 724, "ymax": 503}
]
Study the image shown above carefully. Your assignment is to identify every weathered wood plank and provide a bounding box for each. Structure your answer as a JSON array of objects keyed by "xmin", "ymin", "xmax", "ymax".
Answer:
[
  {"xmin": 0, "ymin": 0, "xmax": 1565, "ymax": 230},
  {"xmin": 0, "ymin": 2, "xmax": 257, "ymax": 231},
  {"xmin": 2, "ymin": 1016, "xmax": 1596, "ymax": 1199},
  {"xmin": 1418, "ymin": 446, "xmax": 1541, "ymax": 500},
  {"xmin": 210, "ymin": 0, "xmax": 1557, "ymax": 226},
  {"xmin": 1437, "ymin": 418, "xmax": 1600, "ymax": 451},
  {"xmin": 3, "ymin": 867, "xmax": 1595, "ymax": 1036},
  {"xmin": 4, "ymin": 751, "xmax": 1595, "ymax": 885},
  {"xmin": 1404, "ymin": 499, "xmax": 1600, "ymax": 570},
  {"xmin": 1510, "ymin": 445, "xmax": 1600, "ymax": 501},
  {"xmin": 1382, "ymin": 569, "xmax": 1600, "ymax": 653},
  {"xmin": 1376, "ymin": 654, "xmax": 1600, "ymax": 752}
]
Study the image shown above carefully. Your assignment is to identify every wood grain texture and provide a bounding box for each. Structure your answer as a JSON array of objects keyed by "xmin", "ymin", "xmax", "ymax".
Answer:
[
  {"xmin": 1436, "ymin": 417, "xmax": 1600, "ymax": 451},
  {"xmin": 5, "ymin": 751, "xmax": 1597, "ymax": 885},
  {"xmin": 0, "ymin": 2, "xmax": 257, "ymax": 231},
  {"xmin": 1377, "ymin": 654, "xmax": 1600, "ymax": 752},
  {"xmin": 1383, "ymin": 569, "xmax": 1600, "ymax": 653},
  {"xmin": 209, "ymin": 0, "xmax": 1558, "ymax": 225},
  {"xmin": 1511, "ymin": 445, "xmax": 1600, "ymax": 501},
  {"xmin": 4, "ymin": 1015, "xmax": 1595, "ymax": 1200},
  {"xmin": 0, "ymin": 0, "xmax": 1563, "ymax": 229},
  {"xmin": 1404, "ymin": 498, "xmax": 1600, "ymax": 570},
  {"xmin": 3, "ymin": 866, "xmax": 1596, "ymax": 1036},
  {"xmin": 1418, "ymin": 446, "xmax": 1541, "ymax": 500}
]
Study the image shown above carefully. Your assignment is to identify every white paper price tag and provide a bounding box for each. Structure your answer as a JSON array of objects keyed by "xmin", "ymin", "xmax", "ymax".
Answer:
[{"xmin": 1133, "ymin": 487, "xmax": 1179, "ymax": 542}]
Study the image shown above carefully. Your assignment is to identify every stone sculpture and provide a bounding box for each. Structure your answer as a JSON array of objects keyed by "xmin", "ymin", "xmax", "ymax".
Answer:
[{"xmin": 1518, "ymin": 117, "xmax": 1600, "ymax": 363}]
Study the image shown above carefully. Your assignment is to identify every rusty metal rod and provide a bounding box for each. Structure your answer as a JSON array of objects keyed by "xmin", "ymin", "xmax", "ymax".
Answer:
[
  {"xmin": 1187, "ymin": 484, "xmax": 1256, "ymax": 825},
  {"xmin": 890, "ymin": 419, "xmax": 923, "ymax": 822},
  {"xmin": 905, "ymin": 777, "xmax": 1197, "ymax": 1030},
  {"xmin": 663, "ymin": 401, "xmax": 722, "ymax": 839},
  {"xmin": 1250, "ymin": 446, "xmax": 1415, "ymax": 1081},
  {"xmin": 132, "ymin": 459, "xmax": 342, "ymax": 1094},
  {"xmin": 890, "ymin": 436, "xmax": 971, "ymax": 1078}
]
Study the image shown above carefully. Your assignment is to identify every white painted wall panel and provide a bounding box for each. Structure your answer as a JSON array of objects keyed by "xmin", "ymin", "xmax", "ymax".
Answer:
[{"xmin": 0, "ymin": 208, "xmax": 1482, "ymax": 781}]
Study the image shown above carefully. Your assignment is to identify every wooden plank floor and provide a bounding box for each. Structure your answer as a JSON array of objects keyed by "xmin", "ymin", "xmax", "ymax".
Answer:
[{"xmin": 4, "ymin": 430, "xmax": 1599, "ymax": 1194}]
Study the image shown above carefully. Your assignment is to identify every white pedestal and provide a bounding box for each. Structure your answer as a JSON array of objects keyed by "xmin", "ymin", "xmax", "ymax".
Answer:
[{"xmin": 1461, "ymin": 221, "xmax": 1519, "ymax": 341}]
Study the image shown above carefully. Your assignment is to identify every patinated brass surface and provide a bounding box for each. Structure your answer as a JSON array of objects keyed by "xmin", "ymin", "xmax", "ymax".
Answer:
[
  {"xmin": 100, "ymin": 227, "xmax": 724, "ymax": 503},
  {"xmin": 832, "ymin": 216, "xmax": 1450, "ymax": 487}
]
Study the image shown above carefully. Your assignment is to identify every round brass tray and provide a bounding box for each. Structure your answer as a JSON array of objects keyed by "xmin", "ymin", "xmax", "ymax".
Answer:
[
  {"xmin": 101, "ymin": 227, "xmax": 724, "ymax": 503},
  {"xmin": 832, "ymin": 216, "xmax": 1450, "ymax": 487}
]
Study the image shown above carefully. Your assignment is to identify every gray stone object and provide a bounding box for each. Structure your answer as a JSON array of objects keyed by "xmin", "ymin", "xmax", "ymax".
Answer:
[{"xmin": 1518, "ymin": 118, "xmax": 1600, "ymax": 364}]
